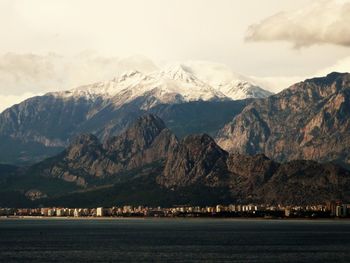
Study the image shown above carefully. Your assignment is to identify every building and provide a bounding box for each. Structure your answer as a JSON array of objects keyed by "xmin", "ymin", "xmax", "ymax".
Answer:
[
  {"xmin": 96, "ymin": 207, "xmax": 105, "ymax": 217},
  {"xmin": 56, "ymin": 208, "xmax": 65, "ymax": 217},
  {"xmin": 74, "ymin": 208, "xmax": 81, "ymax": 217},
  {"xmin": 47, "ymin": 209, "xmax": 55, "ymax": 217},
  {"xmin": 216, "ymin": 205, "xmax": 224, "ymax": 213},
  {"xmin": 336, "ymin": 205, "xmax": 347, "ymax": 217}
]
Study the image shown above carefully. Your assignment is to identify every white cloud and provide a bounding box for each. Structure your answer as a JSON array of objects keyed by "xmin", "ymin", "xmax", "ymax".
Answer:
[
  {"xmin": 251, "ymin": 54, "xmax": 350, "ymax": 93},
  {"xmin": 316, "ymin": 56, "xmax": 350, "ymax": 76},
  {"xmin": 246, "ymin": 0, "xmax": 350, "ymax": 48},
  {"xmin": 249, "ymin": 76, "xmax": 304, "ymax": 93},
  {"xmin": 0, "ymin": 52, "xmax": 158, "ymax": 111},
  {"xmin": 0, "ymin": 52, "xmax": 158, "ymax": 96}
]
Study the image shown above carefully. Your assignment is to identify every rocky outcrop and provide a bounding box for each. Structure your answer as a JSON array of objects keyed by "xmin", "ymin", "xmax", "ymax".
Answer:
[
  {"xmin": 36, "ymin": 115, "xmax": 177, "ymax": 186},
  {"xmin": 158, "ymin": 134, "xmax": 229, "ymax": 188},
  {"xmin": 217, "ymin": 72, "xmax": 350, "ymax": 165},
  {"xmin": 104, "ymin": 115, "xmax": 178, "ymax": 170}
]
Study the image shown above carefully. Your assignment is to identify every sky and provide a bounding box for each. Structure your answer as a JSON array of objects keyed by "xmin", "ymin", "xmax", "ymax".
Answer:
[{"xmin": 0, "ymin": 0, "xmax": 350, "ymax": 112}]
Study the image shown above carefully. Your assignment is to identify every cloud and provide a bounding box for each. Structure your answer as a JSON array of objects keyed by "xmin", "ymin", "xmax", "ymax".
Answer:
[
  {"xmin": 0, "ymin": 52, "xmax": 158, "ymax": 96},
  {"xmin": 0, "ymin": 52, "xmax": 158, "ymax": 111},
  {"xmin": 316, "ymin": 56, "xmax": 350, "ymax": 75},
  {"xmin": 249, "ymin": 76, "xmax": 304, "ymax": 93},
  {"xmin": 246, "ymin": 0, "xmax": 350, "ymax": 48},
  {"xmin": 251, "ymin": 54, "xmax": 350, "ymax": 93}
]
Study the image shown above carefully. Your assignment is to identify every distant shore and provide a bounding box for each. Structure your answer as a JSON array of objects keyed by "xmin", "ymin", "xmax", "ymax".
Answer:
[{"xmin": 1, "ymin": 216, "xmax": 349, "ymax": 221}]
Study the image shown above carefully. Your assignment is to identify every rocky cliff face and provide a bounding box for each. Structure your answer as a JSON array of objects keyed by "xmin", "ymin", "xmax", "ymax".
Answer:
[
  {"xmin": 104, "ymin": 115, "xmax": 178, "ymax": 170},
  {"xmin": 35, "ymin": 115, "xmax": 177, "ymax": 186},
  {"xmin": 217, "ymin": 72, "xmax": 350, "ymax": 165},
  {"xmin": 158, "ymin": 134, "xmax": 229, "ymax": 188}
]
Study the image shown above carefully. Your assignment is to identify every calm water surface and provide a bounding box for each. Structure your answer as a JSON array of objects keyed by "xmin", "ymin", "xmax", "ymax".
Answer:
[{"xmin": 0, "ymin": 218, "xmax": 350, "ymax": 262}]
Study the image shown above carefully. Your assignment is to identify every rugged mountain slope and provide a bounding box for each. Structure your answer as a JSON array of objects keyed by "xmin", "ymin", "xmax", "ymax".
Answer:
[
  {"xmin": 0, "ymin": 94, "xmax": 109, "ymax": 164},
  {"xmin": 0, "ymin": 98, "xmax": 248, "ymax": 165},
  {"xmin": 31, "ymin": 115, "xmax": 177, "ymax": 186},
  {"xmin": 0, "ymin": 62, "xmax": 271, "ymax": 165},
  {"xmin": 159, "ymin": 134, "xmax": 229, "ymax": 188},
  {"xmin": 2, "ymin": 114, "xmax": 349, "ymax": 207},
  {"xmin": 226, "ymin": 155, "xmax": 350, "ymax": 204},
  {"xmin": 257, "ymin": 161, "xmax": 350, "ymax": 205},
  {"xmin": 217, "ymin": 72, "xmax": 350, "ymax": 165}
]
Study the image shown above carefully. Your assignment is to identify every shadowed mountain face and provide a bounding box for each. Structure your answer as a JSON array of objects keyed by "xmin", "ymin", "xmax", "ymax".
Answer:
[
  {"xmin": 159, "ymin": 134, "xmax": 229, "ymax": 188},
  {"xmin": 226, "ymin": 155, "xmax": 350, "ymax": 205},
  {"xmin": 1, "ymin": 114, "xmax": 350, "ymax": 207},
  {"xmin": 32, "ymin": 115, "xmax": 178, "ymax": 186},
  {"xmin": 217, "ymin": 72, "xmax": 350, "ymax": 166}
]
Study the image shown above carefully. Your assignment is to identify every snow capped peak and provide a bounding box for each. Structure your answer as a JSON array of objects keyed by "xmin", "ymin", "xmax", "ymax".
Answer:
[
  {"xmin": 219, "ymin": 80, "xmax": 274, "ymax": 100},
  {"xmin": 154, "ymin": 63, "xmax": 204, "ymax": 85},
  {"xmin": 160, "ymin": 63, "xmax": 193, "ymax": 78},
  {"xmin": 52, "ymin": 69, "xmax": 148, "ymax": 100},
  {"xmin": 51, "ymin": 60, "xmax": 274, "ymax": 108}
]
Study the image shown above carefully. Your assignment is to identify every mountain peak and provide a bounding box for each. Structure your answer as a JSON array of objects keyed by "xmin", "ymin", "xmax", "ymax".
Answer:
[
  {"xmin": 115, "ymin": 70, "xmax": 145, "ymax": 82},
  {"xmin": 219, "ymin": 81, "xmax": 274, "ymax": 100},
  {"xmin": 105, "ymin": 114, "xmax": 168, "ymax": 153},
  {"xmin": 158, "ymin": 63, "xmax": 199, "ymax": 83},
  {"xmin": 305, "ymin": 72, "xmax": 350, "ymax": 86},
  {"xmin": 132, "ymin": 114, "xmax": 166, "ymax": 131}
]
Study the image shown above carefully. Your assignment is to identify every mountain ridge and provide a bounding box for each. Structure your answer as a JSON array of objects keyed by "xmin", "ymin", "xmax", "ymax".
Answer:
[
  {"xmin": 0, "ymin": 62, "xmax": 270, "ymax": 165},
  {"xmin": 217, "ymin": 72, "xmax": 350, "ymax": 165},
  {"xmin": 1, "ymin": 114, "xmax": 349, "ymax": 207}
]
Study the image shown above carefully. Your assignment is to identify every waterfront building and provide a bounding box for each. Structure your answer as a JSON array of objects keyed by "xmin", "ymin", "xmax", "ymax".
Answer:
[
  {"xmin": 336, "ymin": 205, "xmax": 347, "ymax": 217},
  {"xmin": 47, "ymin": 209, "xmax": 55, "ymax": 217},
  {"xmin": 96, "ymin": 207, "xmax": 105, "ymax": 217},
  {"xmin": 56, "ymin": 208, "xmax": 65, "ymax": 217},
  {"xmin": 74, "ymin": 208, "xmax": 81, "ymax": 217}
]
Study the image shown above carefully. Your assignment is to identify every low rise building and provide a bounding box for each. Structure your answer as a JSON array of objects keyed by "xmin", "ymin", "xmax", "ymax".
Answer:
[{"xmin": 96, "ymin": 207, "xmax": 105, "ymax": 217}]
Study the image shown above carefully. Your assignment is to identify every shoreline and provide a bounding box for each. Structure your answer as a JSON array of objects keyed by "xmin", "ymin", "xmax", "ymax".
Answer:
[{"xmin": 1, "ymin": 216, "xmax": 349, "ymax": 221}]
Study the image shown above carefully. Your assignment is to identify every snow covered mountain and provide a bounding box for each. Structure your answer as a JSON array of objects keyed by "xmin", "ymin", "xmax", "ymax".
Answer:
[
  {"xmin": 218, "ymin": 80, "xmax": 273, "ymax": 100},
  {"xmin": 0, "ymin": 61, "xmax": 273, "ymax": 165},
  {"xmin": 51, "ymin": 63, "xmax": 272, "ymax": 110}
]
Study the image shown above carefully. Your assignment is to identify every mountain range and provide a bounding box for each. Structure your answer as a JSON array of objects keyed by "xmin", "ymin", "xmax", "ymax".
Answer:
[
  {"xmin": 0, "ymin": 70, "xmax": 350, "ymax": 207},
  {"xmin": 1, "ymin": 114, "xmax": 349, "ymax": 208},
  {"xmin": 0, "ymin": 64, "xmax": 270, "ymax": 165},
  {"xmin": 217, "ymin": 72, "xmax": 350, "ymax": 167}
]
